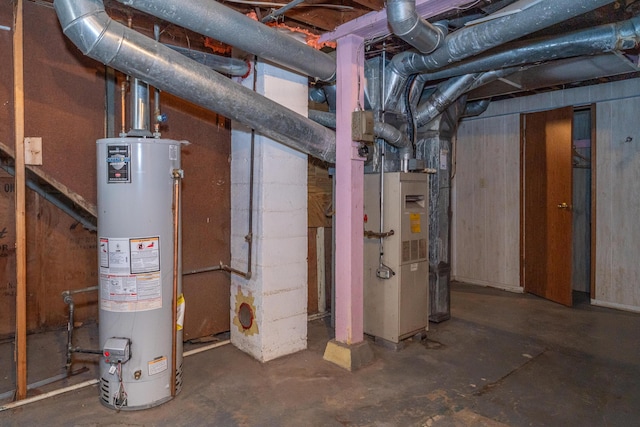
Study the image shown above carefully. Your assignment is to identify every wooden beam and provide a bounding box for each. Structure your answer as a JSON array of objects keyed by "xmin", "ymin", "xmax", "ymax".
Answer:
[
  {"xmin": 13, "ymin": 0, "xmax": 27, "ymax": 401},
  {"xmin": 286, "ymin": 7, "xmax": 373, "ymax": 32},
  {"xmin": 285, "ymin": 9, "xmax": 348, "ymax": 31},
  {"xmin": 350, "ymin": 0, "xmax": 384, "ymax": 11}
]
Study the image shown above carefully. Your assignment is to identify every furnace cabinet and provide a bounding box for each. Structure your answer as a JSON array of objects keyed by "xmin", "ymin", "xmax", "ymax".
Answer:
[{"xmin": 364, "ymin": 172, "xmax": 430, "ymax": 344}]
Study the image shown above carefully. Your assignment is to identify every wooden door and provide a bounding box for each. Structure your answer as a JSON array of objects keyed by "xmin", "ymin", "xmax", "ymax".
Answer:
[{"xmin": 522, "ymin": 107, "xmax": 573, "ymax": 306}]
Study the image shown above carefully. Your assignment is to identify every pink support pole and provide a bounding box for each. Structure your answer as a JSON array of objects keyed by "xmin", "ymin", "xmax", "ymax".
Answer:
[{"xmin": 334, "ymin": 34, "xmax": 366, "ymax": 344}]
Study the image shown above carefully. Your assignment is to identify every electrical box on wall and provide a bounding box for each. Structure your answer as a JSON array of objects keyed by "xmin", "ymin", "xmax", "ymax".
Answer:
[
  {"xmin": 363, "ymin": 172, "xmax": 429, "ymax": 344},
  {"xmin": 351, "ymin": 110, "xmax": 374, "ymax": 143}
]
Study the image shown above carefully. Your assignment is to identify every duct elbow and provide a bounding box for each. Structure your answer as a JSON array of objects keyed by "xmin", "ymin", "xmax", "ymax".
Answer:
[
  {"xmin": 462, "ymin": 99, "xmax": 491, "ymax": 118},
  {"xmin": 54, "ymin": 0, "xmax": 121, "ymax": 63},
  {"xmin": 374, "ymin": 122, "xmax": 411, "ymax": 149},
  {"xmin": 383, "ymin": 61, "xmax": 411, "ymax": 112},
  {"xmin": 387, "ymin": 0, "xmax": 445, "ymax": 54},
  {"xmin": 54, "ymin": 0, "xmax": 107, "ymax": 55},
  {"xmin": 309, "ymin": 87, "xmax": 327, "ymax": 104},
  {"xmin": 615, "ymin": 16, "xmax": 640, "ymax": 50}
]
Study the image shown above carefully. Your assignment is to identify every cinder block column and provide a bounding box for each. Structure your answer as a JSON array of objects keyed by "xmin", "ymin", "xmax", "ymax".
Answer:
[{"xmin": 230, "ymin": 57, "xmax": 308, "ymax": 362}]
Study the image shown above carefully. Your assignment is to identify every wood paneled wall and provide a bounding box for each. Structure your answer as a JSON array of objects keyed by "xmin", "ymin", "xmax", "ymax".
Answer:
[
  {"xmin": 453, "ymin": 77, "xmax": 640, "ymax": 312},
  {"xmin": 595, "ymin": 97, "xmax": 640, "ymax": 311},
  {"xmin": 452, "ymin": 114, "xmax": 520, "ymax": 291}
]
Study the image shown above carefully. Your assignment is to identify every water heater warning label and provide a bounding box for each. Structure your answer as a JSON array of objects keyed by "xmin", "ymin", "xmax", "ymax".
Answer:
[
  {"xmin": 100, "ymin": 272, "xmax": 162, "ymax": 312},
  {"xmin": 103, "ymin": 238, "xmax": 130, "ymax": 274},
  {"xmin": 148, "ymin": 356, "xmax": 168, "ymax": 376},
  {"xmin": 130, "ymin": 237, "xmax": 160, "ymax": 274}
]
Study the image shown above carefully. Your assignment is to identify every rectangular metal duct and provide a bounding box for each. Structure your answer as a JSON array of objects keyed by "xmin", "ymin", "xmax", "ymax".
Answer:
[{"xmin": 466, "ymin": 52, "xmax": 640, "ymax": 100}]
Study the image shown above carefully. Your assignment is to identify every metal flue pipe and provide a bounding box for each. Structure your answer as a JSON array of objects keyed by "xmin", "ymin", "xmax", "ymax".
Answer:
[
  {"xmin": 384, "ymin": 0, "xmax": 617, "ymax": 109},
  {"xmin": 115, "ymin": 0, "xmax": 336, "ymax": 82},
  {"xmin": 387, "ymin": 0, "xmax": 446, "ymax": 54},
  {"xmin": 54, "ymin": 0, "xmax": 336, "ymax": 163},
  {"xmin": 411, "ymin": 16, "xmax": 640, "ymax": 83}
]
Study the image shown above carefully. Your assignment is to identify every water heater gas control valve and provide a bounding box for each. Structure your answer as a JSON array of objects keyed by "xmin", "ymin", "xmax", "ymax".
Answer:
[{"xmin": 103, "ymin": 337, "xmax": 131, "ymax": 365}]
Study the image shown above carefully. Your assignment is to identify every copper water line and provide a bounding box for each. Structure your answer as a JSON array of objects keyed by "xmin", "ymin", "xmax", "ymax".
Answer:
[
  {"xmin": 170, "ymin": 169, "xmax": 181, "ymax": 397},
  {"xmin": 120, "ymin": 80, "xmax": 127, "ymax": 136}
]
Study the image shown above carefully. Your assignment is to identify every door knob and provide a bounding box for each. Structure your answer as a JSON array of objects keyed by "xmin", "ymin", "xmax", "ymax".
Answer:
[{"xmin": 557, "ymin": 202, "xmax": 570, "ymax": 209}]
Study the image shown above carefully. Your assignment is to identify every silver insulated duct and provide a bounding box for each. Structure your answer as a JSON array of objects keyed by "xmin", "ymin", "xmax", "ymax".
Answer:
[
  {"xmin": 54, "ymin": 0, "xmax": 336, "ymax": 163},
  {"xmin": 414, "ymin": 67, "xmax": 522, "ymax": 127},
  {"xmin": 392, "ymin": 0, "xmax": 618, "ymax": 74},
  {"xmin": 383, "ymin": 0, "xmax": 618, "ymax": 109},
  {"xmin": 387, "ymin": 0, "xmax": 446, "ymax": 54},
  {"xmin": 409, "ymin": 16, "xmax": 640, "ymax": 83},
  {"xmin": 115, "ymin": 0, "xmax": 336, "ymax": 82},
  {"xmin": 414, "ymin": 73, "xmax": 480, "ymax": 128}
]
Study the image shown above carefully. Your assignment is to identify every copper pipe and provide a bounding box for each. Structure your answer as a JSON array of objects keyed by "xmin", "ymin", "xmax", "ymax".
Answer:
[
  {"xmin": 120, "ymin": 80, "xmax": 127, "ymax": 136},
  {"xmin": 170, "ymin": 170, "xmax": 181, "ymax": 397}
]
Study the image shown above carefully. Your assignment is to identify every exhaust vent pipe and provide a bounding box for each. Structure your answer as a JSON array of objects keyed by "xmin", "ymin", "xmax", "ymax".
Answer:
[
  {"xmin": 115, "ymin": 0, "xmax": 336, "ymax": 82},
  {"xmin": 54, "ymin": 0, "xmax": 336, "ymax": 163}
]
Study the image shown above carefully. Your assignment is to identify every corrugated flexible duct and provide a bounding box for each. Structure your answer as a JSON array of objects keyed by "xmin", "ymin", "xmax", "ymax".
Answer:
[
  {"xmin": 115, "ymin": 0, "xmax": 336, "ymax": 82},
  {"xmin": 383, "ymin": 0, "xmax": 617, "ymax": 110},
  {"xmin": 54, "ymin": 0, "xmax": 336, "ymax": 163}
]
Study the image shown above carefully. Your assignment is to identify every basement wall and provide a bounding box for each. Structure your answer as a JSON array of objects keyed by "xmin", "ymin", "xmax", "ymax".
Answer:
[
  {"xmin": 0, "ymin": 2, "xmax": 231, "ymax": 339},
  {"xmin": 452, "ymin": 77, "xmax": 640, "ymax": 312}
]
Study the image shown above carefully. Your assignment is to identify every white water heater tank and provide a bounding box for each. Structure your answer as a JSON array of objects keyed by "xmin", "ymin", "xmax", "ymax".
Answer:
[{"xmin": 97, "ymin": 137, "xmax": 184, "ymax": 410}]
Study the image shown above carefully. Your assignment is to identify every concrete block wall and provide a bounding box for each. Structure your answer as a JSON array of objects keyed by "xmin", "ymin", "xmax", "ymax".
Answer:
[{"xmin": 230, "ymin": 59, "xmax": 308, "ymax": 362}]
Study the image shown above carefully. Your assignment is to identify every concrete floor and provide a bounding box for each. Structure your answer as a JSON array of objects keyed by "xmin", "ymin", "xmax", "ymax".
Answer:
[{"xmin": 1, "ymin": 282, "xmax": 639, "ymax": 426}]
